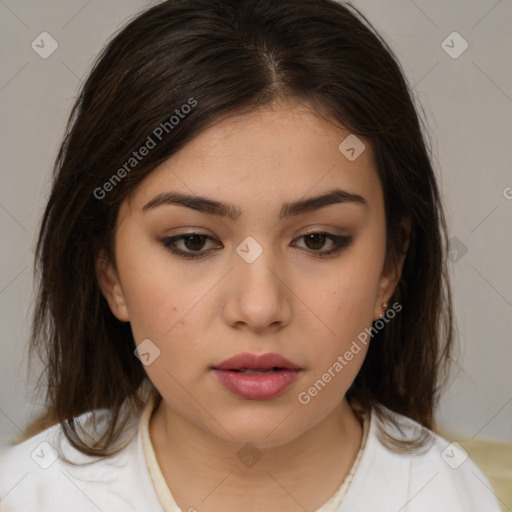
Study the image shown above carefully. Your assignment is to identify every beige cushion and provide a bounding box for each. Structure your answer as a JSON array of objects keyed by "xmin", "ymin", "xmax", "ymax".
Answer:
[{"xmin": 437, "ymin": 429, "xmax": 512, "ymax": 512}]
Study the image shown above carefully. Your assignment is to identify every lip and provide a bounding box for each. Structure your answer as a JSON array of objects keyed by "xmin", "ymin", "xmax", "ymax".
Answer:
[
  {"xmin": 214, "ymin": 352, "xmax": 300, "ymax": 371},
  {"xmin": 211, "ymin": 352, "xmax": 302, "ymax": 400}
]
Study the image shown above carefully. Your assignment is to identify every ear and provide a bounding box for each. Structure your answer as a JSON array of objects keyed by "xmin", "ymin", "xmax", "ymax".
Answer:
[
  {"xmin": 374, "ymin": 218, "xmax": 411, "ymax": 320},
  {"xmin": 95, "ymin": 251, "xmax": 130, "ymax": 322}
]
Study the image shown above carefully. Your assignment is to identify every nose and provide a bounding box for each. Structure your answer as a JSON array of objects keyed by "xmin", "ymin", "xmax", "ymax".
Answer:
[{"xmin": 222, "ymin": 246, "xmax": 292, "ymax": 334}]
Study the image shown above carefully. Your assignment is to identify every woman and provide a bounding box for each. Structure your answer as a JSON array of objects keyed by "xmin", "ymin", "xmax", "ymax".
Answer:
[{"xmin": 0, "ymin": 0, "xmax": 501, "ymax": 510}]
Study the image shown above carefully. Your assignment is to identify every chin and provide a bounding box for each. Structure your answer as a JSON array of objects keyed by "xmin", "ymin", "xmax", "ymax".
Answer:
[{"xmin": 206, "ymin": 404, "xmax": 312, "ymax": 449}]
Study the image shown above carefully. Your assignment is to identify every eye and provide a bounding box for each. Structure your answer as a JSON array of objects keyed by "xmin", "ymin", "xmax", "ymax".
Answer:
[
  {"xmin": 161, "ymin": 233, "xmax": 222, "ymax": 259},
  {"xmin": 292, "ymin": 232, "xmax": 353, "ymax": 258},
  {"xmin": 160, "ymin": 231, "xmax": 352, "ymax": 261}
]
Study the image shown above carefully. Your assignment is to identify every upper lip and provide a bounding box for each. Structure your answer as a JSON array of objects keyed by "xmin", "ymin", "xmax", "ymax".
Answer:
[{"xmin": 213, "ymin": 352, "xmax": 301, "ymax": 371}]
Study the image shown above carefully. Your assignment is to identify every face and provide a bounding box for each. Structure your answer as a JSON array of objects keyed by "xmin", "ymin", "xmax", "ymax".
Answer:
[{"xmin": 98, "ymin": 100, "xmax": 404, "ymax": 448}]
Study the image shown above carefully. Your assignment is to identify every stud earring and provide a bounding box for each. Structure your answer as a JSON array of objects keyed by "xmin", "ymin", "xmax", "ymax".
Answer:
[{"xmin": 381, "ymin": 302, "xmax": 388, "ymax": 310}]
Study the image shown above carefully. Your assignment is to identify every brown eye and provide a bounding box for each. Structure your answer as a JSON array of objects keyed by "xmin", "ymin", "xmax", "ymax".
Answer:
[
  {"xmin": 161, "ymin": 233, "xmax": 222, "ymax": 259},
  {"xmin": 183, "ymin": 234, "xmax": 207, "ymax": 251},
  {"xmin": 303, "ymin": 233, "xmax": 327, "ymax": 250},
  {"xmin": 293, "ymin": 232, "xmax": 353, "ymax": 258}
]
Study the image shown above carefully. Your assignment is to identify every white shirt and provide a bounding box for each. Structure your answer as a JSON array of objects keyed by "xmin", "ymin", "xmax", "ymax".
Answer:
[{"xmin": 0, "ymin": 400, "xmax": 502, "ymax": 512}]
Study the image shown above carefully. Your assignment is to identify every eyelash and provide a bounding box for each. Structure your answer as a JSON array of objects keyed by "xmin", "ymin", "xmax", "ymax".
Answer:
[{"xmin": 160, "ymin": 231, "xmax": 353, "ymax": 260}]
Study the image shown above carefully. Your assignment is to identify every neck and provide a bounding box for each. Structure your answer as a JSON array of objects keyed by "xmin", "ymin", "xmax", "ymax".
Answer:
[{"xmin": 149, "ymin": 398, "xmax": 364, "ymax": 512}]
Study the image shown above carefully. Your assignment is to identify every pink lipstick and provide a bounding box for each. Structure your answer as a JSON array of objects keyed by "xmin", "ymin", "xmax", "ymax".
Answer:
[{"xmin": 212, "ymin": 352, "xmax": 301, "ymax": 400}]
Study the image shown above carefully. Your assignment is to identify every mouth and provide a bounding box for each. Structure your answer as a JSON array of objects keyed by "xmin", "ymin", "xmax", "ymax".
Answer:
[
  {"xmin": 227, "ymin": 368, "xmax": 285, "ymax": 374},
  {"xmin": 212, "ymin": 352, "xmax": 301, "ymax": 372},
  {"xmin": 211, "ymin": 352, "xmax": 302, "ymax": 400}
]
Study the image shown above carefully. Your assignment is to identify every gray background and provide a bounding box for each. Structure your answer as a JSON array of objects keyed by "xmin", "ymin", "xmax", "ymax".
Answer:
[{"xmin": 1, "ymin": 0, "xmax": 511, "ymax": 447}]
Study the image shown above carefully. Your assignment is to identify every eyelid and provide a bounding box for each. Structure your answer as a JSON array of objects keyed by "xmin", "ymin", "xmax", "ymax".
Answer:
[
  {"xmin": 291, "ymin": 231, "xmax": 353, "ymax": 258},
  {"xmin": 161, "ymin": 232, "xmax": 222, "ymax": 260},
  {"xmin": 160, "ymin": 231, "xmax": 353, "ymax": 260}
]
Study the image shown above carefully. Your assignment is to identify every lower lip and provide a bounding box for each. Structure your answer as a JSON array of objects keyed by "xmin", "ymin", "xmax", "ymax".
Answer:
[{"xmin": 212, "ymin": 369, "xmax": 301, "ymax": 400}]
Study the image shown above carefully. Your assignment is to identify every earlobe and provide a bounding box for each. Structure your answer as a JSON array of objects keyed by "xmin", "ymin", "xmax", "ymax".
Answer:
[
  {"xmin": 374, "ymin": 259, "xmax": 398, "ymax": 320},
  {"xmin": 374, "ymin": 218, "xmax": 411, "ymax": 320},
  {"xmin": 95, "ymin": 252, "xmax": 130, "ymax": 322}
]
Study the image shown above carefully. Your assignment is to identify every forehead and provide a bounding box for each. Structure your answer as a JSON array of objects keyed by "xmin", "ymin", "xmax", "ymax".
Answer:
[{"xmin": 123, "ymin": 100, "xmax": 383, "ymax": 218}]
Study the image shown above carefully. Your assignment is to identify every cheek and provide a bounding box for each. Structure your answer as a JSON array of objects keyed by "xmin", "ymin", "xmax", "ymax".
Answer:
[
  {"xmin": 115, "ymin": 233, "xmax": 220, "ymax": 380},
  {"xmin": 115, "ymin": 227, "xmax": 195, "ymax": 337},
  {"xmin": 295, "ymin": 278, "xmax": 374, "ymax": 413},
  {"xmin": 311, "ymin": 253, "xmax": 384, "ymax": 338},
  {"xmin": 297, "ymin": 232, "xmax": 385, "ymax": 380}
]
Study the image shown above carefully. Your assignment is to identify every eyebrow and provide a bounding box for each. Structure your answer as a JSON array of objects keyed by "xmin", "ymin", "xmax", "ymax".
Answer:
[{"xmin": 142, "ymin": 188, "xmax": 368, "ymax": 220}]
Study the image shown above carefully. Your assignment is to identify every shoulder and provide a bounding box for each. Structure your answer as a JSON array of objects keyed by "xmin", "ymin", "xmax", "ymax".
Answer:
[
  {"xmin": 340, "ymin": 407, "xmax": 502, "ymax": 512},
  {"xmin": 0, "ymin": 411, "xmax": 162, "ymax": 512}
]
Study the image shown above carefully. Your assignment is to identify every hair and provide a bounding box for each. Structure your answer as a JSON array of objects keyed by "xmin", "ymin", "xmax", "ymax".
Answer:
[{"xmin": 28, "ymin": 0, "xmax": 453, "ymax": 456}]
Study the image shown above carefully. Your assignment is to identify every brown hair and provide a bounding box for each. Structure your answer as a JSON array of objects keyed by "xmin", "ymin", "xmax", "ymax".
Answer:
[{"xmin": 29, "ymin": 0, "xmax": 453, "ymax": 455}]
